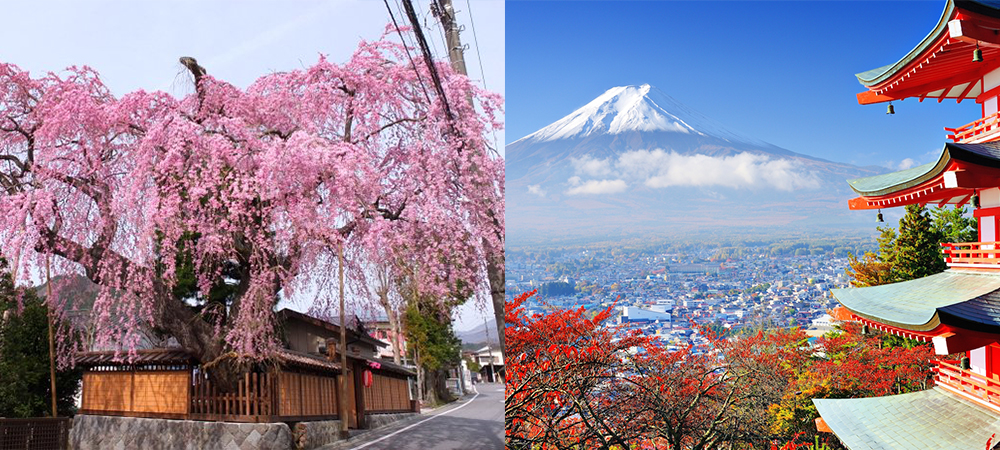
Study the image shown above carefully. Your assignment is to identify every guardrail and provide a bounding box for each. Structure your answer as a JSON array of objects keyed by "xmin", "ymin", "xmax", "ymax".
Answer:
[
  {"xmin": 934, "ymin": 360, "xmax": 1000, "ymax": 407},
  {"xmin": 941, "ymin": 241, "xmax": 1000, "ymax": 267},
  {"xmin": 946, "ymin": 112, "xmax": 1000, "ymax": 143}
]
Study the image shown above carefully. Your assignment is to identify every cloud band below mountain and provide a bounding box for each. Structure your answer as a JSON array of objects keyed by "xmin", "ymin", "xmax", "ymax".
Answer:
[
  {"xmin": 566, "ymin": 176, "xmax": 628, "ymax": 195},
  {"xmin": 564, "ymin": 149, "xmax": 820, "ymax": 195}
]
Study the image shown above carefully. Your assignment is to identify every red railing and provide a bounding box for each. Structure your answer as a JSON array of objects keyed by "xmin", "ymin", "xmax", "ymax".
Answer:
[
  {"xmin": 934, "ymin": 360, "xmax": 1000, "ymax": 409},
  {"xmin": 941, "ymin": 241, "xmax": 1000, "ymax": 267},
  {"xmin": 946, "ymin": 112, "xmax": 1000, "ymax": 143}
]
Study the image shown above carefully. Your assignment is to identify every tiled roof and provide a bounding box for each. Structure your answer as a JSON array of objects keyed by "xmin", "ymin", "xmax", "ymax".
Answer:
[
  {"xmin": 831, "ymin": 270, "xmax": 1000, "ymax": 331},
  {"xmin": 277, "ymin": 349, "xmax": 340, "ymax": 373},
  {"xmin": 76, "ymin": 348, "xmax": 194, "ymax": 367},
  {"xmin": 814, "ymin": 387, "xmax": 1000, "ymax": 449},
  {"xmin": 77, "ymin": 347, "xmax": 341, "ymax": 373},
  {"xmin": 352, "ymin": 355, "xmax": 416, "ymax": 377}
]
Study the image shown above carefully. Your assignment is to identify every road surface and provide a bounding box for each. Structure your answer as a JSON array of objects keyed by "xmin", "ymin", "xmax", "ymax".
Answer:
[{"xmin": 325, "ymin": 382, "xmax": 504, "ymax": 450}]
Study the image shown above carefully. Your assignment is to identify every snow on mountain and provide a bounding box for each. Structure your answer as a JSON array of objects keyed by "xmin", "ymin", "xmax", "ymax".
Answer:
[
  {"xmin": 511, "ymin": 84, "xmax": 769, "ymax": 147},
  {"xmin": 505, "ymin": 84, "xmax": 888, "ymax": 241}
]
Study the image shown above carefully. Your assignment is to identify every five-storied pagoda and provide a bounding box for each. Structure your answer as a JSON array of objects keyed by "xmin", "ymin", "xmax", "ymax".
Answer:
[{"xmin": 813, "ymin": 1, "xmax": 1000, "ymax": 447}]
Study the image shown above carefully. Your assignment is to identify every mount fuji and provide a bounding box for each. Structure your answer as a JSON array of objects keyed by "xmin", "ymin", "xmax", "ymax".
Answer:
[{"xmin": 506, "ymin": 84, "xmax": 887, "ymax": 243}]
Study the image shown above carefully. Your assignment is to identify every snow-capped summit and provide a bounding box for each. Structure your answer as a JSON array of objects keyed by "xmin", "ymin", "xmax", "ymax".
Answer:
[{"xmin": 513, "ymin": 84, "xmax": 767, "ymax": 147}]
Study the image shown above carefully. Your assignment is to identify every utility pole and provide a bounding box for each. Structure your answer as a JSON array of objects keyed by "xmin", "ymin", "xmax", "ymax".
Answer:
[
  {"xmin": 426, "ymin": 0, "xmax": 506, "ymax": 357},
  {"xmin": 337, "ymin": 243, "xmax": 349, "ymax": 439},
  {"xmin": 46, "ymin": 255, "xmax": 57, "ymax": 417},
  {"xmin": 434, "ymin": 0, "xmax": 467, "ymax": 77},
  {"xmin": 483, "ymin": 316, "xmax": 495, "ymax": 383}
]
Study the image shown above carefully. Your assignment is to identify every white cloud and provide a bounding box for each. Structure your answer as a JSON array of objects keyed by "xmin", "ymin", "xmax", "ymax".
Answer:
[
  {"xmin": 527, "ymin": 184, "xmax": 546, "ymax": 197},
  {"xmin": 565, "ymin": 178, "xmax": 628, "ymax": 195},
  {"xmin": 896, "ymin": 158, "xmax": 917, "ymax": 170},
  {"xmin": 569, "ymin": 155, "xmax": 614, "ymax": 177},
  {"xmin": 615, "ymin": 149, "xmax": 820, "ymax": 191}
]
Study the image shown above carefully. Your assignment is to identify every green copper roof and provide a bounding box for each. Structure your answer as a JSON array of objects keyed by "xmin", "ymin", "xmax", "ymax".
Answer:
[
  {"xmin": 857, "ymin": 1, "xmax": 1000, "ymax": 86},
  {"xmin": 856, "ymin": 1, "xmax": 955, "ymax": 86},
  {"xmin": 831, "ymin": 270, "xmax": 1000, "ymax": 331},
  {"xmin": 847, "ymin": 162, "xmax": 937, "ymax": 196},
  {"xmin": 847, "ymin": 142, "xmax": 1000, "ymax": 197},
  {"xmin": 814, "ymin": 387, "xmax": 1000, "ymax": 449}
]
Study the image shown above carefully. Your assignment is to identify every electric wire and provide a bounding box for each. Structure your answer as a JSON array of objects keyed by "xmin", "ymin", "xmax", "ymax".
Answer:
[
  {"xmin": 463, "ymin": 0, "xmax": 499, "ymax": 152},
  {"xmin": 382, "ymin": 0, "xmax": 433, "ymax": 106}
]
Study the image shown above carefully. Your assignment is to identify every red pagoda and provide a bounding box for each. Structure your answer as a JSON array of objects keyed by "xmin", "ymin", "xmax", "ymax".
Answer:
[{"xmin": 813, "ymin": 1, "xmax": 1000, "ymax": 447}]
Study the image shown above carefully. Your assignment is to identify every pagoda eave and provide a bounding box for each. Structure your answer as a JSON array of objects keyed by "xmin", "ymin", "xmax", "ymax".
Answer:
[
  {"xmin": 847, "ymin": 142, "xmax": 1000, "ymax": 210},
  {"xmin": 849, "ymin": 315, "xmax": 999, "ymax": 355},
  {"xmin": 856, "ymin": 1, "xmax": 1000, "ymax": 105}
]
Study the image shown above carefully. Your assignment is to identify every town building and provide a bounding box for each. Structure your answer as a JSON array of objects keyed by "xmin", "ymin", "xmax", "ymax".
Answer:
[
  {"xmin": 813, "ymin": 1, "xmax": 1000, "ymax": 447},
  {"xmin": 473, "ymin": 345, "xmax": 504, "ymax": 383},
  {"xmin": 74, "ymin": 308, "xmax": 418, "ymax": 449}
]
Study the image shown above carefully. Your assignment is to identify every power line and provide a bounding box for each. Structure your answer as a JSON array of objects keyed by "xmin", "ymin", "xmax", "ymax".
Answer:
[
  {"xmin": 401, "ymin": 0, "xmax": 455, "ymax": 123},
  {"xmin": 415, "ymin": 0, "xmax": 449, "ymax": 66},
  {"xmin": 462, "ymin": 0, "xmax": 499, "ymax": 152},
  {"xmin": 382, "ymin": 0, "xmax": 433, "ymax": 106},
  {"xmin": 464, "ymin": 0, "xmax": 488, "ymax": 90}
]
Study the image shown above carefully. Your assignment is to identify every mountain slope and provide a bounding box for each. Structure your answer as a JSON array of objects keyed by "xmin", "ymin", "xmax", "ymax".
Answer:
[
  {"xmin": 506, "ymin": 85, "xmax": 886, "ymax": 243},
  {"xmin": 511, "ymin": 84, "xmax": 769, "ymax": 148}
]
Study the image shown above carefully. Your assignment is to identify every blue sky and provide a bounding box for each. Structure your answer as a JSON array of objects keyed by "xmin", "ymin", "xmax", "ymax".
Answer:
[
  {"xmin": 0, "ymin": 0, "xmax": 504, "ymax": 331},
  {"xmin": 507, "ymin": 1, "xmax": 975, "ymax": 171},
  {"xmin": 0, "ymin": 0, "xmax": 504, "ymax": 155}
]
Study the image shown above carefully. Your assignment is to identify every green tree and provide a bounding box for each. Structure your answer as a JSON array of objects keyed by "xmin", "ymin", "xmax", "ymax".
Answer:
[
  {"xmin": 404, "ymin": 298, "xmax": 462, "ymax": 406},
  {"xmin": 0, "ymin": 258, "xmax": 82, "ymax": 417},
  {"xmin": 930, "ymin": 205, "xmax": 977, "ymax": 244},
  {"xmin": 847, "ymin": 205, "xmax": 946, "ymax": 286},
  {"xmin": 894, "ymin": 204, "xmax": 947, "ymax": 280}
]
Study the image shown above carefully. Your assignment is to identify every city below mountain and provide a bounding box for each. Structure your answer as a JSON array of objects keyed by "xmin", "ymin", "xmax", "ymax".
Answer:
[{"xmin": 506, "ymin": 84, "xmax": 887, "ymax": 244}]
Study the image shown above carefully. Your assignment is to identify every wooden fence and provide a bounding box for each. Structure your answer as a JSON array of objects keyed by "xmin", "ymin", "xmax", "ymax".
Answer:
[
  {"xmin": 363, "ymin": 372, "xmax": 412, "ymax": 413},
  {"xmin": 81, "ymin": 367, "xmax": 190, "ymax": 419},
  {"xmin": 80, "ymin": 361, "xmax": 413, "ymax": 426},
  {"xmin": 189, "ymin": 371, "xmax": 280, "ymax": 421}
]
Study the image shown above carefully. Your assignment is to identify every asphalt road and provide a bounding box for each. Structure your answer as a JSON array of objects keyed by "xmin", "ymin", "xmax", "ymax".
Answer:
[{"xmin": 330, "ymin": 382, "xmax": 505, "ymax": 450}]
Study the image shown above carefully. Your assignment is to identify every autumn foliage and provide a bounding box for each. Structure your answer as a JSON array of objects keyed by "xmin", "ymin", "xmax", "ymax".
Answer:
[{"xmin": 505, "ymin": 291, "xmax": 936, "ymax": 449}]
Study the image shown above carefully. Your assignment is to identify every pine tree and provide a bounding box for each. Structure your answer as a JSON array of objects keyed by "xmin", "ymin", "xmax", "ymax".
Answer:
[
  {"xmin": 847, "ymin": 205, "xmax": 948, "ymax": 286},
  {"xmin": 893, "ymin": 204, "xmax": 947, "ymax": 281},
  {"xmin": 930, "ymin": 205, "xmax": 978, "ymax": 244},
  {"xmin": 0, "ymin": 258, "xmax": 82, "ymax": 417}
]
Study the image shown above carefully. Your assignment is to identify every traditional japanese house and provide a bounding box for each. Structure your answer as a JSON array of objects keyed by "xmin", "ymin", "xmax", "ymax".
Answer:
[
  {"xmin": 75, "ymin": 308, "xmax": 417, "ymax": 430},
  {"xmin": 813, "ymin": 1, "xmax": 1000, "ymax": 447}
]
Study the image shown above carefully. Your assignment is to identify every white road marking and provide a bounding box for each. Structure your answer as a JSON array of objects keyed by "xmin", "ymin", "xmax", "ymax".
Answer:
[{"xmin": 351, "ymin": 384, "xmax": 482, "ymax": 449}]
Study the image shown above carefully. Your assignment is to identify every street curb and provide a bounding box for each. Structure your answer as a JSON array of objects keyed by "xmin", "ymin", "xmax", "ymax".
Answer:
[{"xmin": 316, "ymin": 393, "xmax": 477, "ymax": 450}]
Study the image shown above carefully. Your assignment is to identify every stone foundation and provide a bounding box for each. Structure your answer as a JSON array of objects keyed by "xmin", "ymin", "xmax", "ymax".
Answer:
[
  {"xmin": 70, "ymin": 415, "xmax": 292, "ymax": 450},
  {"xmin": 366, "ymin": 412, "xmax": 418, "ymax": 430},
  {"xmin": 291, "ymin": 419, "xmax": 344, "ymax": 450}
]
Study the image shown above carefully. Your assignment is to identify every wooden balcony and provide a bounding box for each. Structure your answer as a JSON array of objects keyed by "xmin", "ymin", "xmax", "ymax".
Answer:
[
  {"xmin": 941, "ymin": 241, "xmax": 1000, "ymax": 268},
  {"xmin": 946, "ymin": 112, "xmax": 1000, "ymax": 143},
  {"xmin": 934, "ymin": 360, "xmax": 1000, "ymax": 410}
]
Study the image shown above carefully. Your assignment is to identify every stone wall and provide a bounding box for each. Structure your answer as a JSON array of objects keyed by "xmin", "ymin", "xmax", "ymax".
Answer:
[
  {"xmin": 70, "ymin": 415, "xmax": 292, "ymax": 450},
  {"xmin": 366, "ymin": 412, "xmax": 418, "ymax": 430},
  {"xmin": 290, "ymin": 414, "xmax": 417, "ymax": 449},
  {"xmin": 291, "ymin": 419, "xmax": 344, "ymax": 450}
]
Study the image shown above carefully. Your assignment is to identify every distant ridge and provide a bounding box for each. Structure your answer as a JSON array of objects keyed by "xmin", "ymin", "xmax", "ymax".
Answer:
[
  {"xmin": 505, "ymin": 84, "xmax": 886, "ymax": 241},
  {"xmin": 457, "ymin": 317, "xmax": 498, "ymax": 345}
]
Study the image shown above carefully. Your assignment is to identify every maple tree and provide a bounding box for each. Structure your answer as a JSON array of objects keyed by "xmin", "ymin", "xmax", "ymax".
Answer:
[
  {"xmin": 506, "ymin": 291, "xmax": 936, "ymax": 449},
  {"xmin": 0, "ymin": 28, "xmax": 503, "ymax": 385}
]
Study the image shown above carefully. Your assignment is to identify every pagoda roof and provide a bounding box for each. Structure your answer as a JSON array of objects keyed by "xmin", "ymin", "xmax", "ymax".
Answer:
[
  {"xmin": 846, "ymin": 142, "xmax": 1000, "ymax": 209},
  {"xmin": 856, "ymin": 0, "xmax": 1000, "ymax": 104},
  {"xmin": 814, "ymin": 387, "xmax": 1000, "ymax": 449},
  {"xmin": 831, "ymin": 270, "xmax": 1000, "ymax": 332}
]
